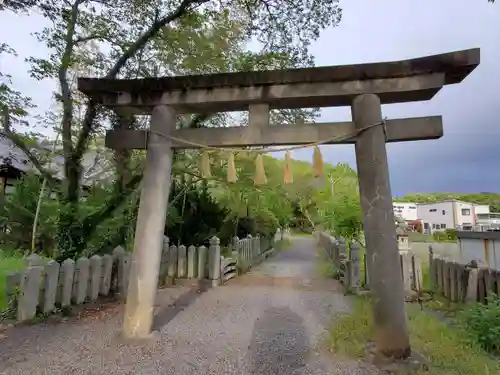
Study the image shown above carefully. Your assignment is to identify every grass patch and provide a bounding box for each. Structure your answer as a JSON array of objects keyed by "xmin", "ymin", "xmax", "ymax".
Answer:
[
  {"xmin": 328, "ymin": 296, "xmax": 500, "ymax": 375},
  {"xmin": 316, "ymin": 247, "xmax": 337, "ymax": 278},
  {"xmin": 0, "ymin": 252, "xmax": 24, "ymax": 309},
  {"xmin": 409, "ymin": 232, "xmax": 457, "ymax": 244}
]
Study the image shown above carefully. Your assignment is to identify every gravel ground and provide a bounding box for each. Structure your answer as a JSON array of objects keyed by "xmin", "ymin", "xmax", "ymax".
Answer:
[{"xmin": 0, "ymin": 237, "xmax": 383, "ymax": 375}]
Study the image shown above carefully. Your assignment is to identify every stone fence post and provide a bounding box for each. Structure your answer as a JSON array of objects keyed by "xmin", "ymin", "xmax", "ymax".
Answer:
[
  {"xmin": 275, "ymin": 228, "xmax": 282, "ymax": 242},
  {"xmin": 209, "ymin": 236, "xmax": 221, "ymax": 287},
  {"xmin": 349, "ymin": 242, "xmax": 362, "ymax": 294},
  {"xmin": 231, "ymin": 236, "xmax": 239, "ymax": 266},
  {"xmin": 247, "ymin": 234, "xmax": 253, "ymax": 265},
  {"xmin": 338, "ymin": 238, "xmax": 347, "ymax": 270}
]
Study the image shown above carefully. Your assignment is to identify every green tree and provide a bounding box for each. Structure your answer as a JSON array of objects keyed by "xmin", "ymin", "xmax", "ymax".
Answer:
[{"xmin": 1, "ymin": 0, "xmax": 342, "ymax": 258}]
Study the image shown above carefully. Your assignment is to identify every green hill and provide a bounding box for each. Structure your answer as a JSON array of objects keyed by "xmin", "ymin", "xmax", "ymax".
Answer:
[{"xmin": 394, "ymin": 193, "xmax": 500, "ymax": 212}]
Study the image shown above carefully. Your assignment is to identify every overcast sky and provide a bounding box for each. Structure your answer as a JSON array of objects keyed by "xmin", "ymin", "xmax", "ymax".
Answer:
[{"xmin": 1, "ymin": 0, "xmax": 499, "ymax": 196}]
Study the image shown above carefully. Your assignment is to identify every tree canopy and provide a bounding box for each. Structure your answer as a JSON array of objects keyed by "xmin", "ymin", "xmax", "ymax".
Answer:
[{"xmin": 0, "ymin": 0, "xmax": 366, "ymax": 259}]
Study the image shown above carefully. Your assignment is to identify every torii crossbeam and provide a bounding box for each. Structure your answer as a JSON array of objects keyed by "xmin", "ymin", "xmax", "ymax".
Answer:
[{"xmin": 78, "ymin": 48, "xmax": 480, "ymax": 359}]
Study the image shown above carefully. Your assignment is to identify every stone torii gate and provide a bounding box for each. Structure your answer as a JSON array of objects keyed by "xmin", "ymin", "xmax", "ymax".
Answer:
[{"xmin": 78, "ymin": 48, "xmax": 479, "ymax": 358}]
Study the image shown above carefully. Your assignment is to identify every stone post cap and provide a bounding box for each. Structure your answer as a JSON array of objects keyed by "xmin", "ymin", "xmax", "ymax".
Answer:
[
  {"xmin": 350, "ymin": 242, "xmax": 361, "ymax": 250},
  {"xmin": 232, "ymin": 236, "xmax": 239, "ymax": 241},
  {"xmin": 209, "ymin": 236, "xmax": 220, "ymax": 245},
  {"xmin": 247, "ymin": 234, "xmax": 252, "ymax": 238},
  {"xmin": 163, "ymin": 236, "xmax": 170, "ymax": 244},
  {"xmin": 338, "ymin": 237, "xmax": 346, "ymax": 244}
]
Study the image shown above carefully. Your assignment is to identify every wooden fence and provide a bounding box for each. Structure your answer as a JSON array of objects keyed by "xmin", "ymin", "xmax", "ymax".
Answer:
[
  {"xmin": 4, "ymin": 233, "xmax": 278, "ymax": 322},
  {"xmin": 315, "ymin": 231, "xmax": 362, "ymax": 293},
  {"xmin": 428, "ymin": 246, "xmax": 500, "ymax": 304},
  {"xmin": 315, "ymin": 231, "xmax": 423, "ymax": 296}
]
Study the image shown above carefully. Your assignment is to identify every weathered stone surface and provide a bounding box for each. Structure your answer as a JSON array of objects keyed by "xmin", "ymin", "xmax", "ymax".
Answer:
[
  {"xmin": 197, "ymin": 245, "xmax": 207, "ymax": 279},
  {"xmin": 353, "ymin": 93, "xmax": 410, "ymax": 356},
  {"xmin": 17, "ymin": 266, "xmax": 42, "ymax": 321},
  {"xmin": 167, "ymin": 245, "xmax": 178, "ymax": 279},
  {"xmin": 73, "ymin": 257, "xmax": 89, "ymax": 305},
  {"xmin": 121, "ymin": 105, "xmax": 176, "ymax": 339},
  {"xmin": 42, "ymin": 260, "xmax": 60, "ymax": 314},
  {"xmin": 89, "ymin": 255, "xmax": 102, "ymax": 301},
  {"xmin": 58, "ymin": 259, "xmax": 75, "ymax": 307},
  {"xmin": 400, "ymin": 252, "xmax": 413, "ymax": 293},
  {"xmin": 177, "ymin": 245, "xmax": 187, "ymax": 278},
  {"xmin": 106, "ymin": 117, "xmax": 444, "ymax": 150},
  {"xmin": 349, "ymin": 243, "xmax": 362, "ymax": 293},
  {"xmin": 209, "ymin": 237, "xmax": 221, "ymax": 287},
  {"xmin": 158, "ymin": 237, "xmax": 170, "ymax": 285},
  {"xmin": 5, "ymin": 272, "xmax": 22, "ymax": 302},
  {"xmin": 187, "ymin": 245, "xmax": 196, "ymax": 278},
  {"xmin": 80, "ymin": 49, "xmax": 479, "ymax": 93},
  {"xmin": 366, "ymin": 341, "xmax": 429, "ymax": 374},
  {"xmin": 100, "ymin": 254, "xmax": 113, "ymax": 296},
  {"xmin": 26, "ymin": 253, "xmax": 45, "ymax": 268},
  {"xmin": 80, "ymin": 48, "xmax": 479, "ymax": 116},
  {"xmin": 112, "ymin": 246, "xmax": 126, "ymax": 295}
]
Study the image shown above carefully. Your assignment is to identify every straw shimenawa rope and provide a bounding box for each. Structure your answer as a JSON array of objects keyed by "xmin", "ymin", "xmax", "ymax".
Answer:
[{"xmin": 150, "ymin": 120, "xmax": 387, "ymax": 184}]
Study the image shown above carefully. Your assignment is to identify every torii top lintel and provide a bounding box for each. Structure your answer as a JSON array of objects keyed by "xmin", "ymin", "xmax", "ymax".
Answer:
[{"xmin": 77, "ymin": 48, "xmax": 479, "ymax": 114}]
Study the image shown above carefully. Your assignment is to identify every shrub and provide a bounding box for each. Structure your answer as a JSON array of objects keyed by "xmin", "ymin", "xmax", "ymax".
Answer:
[
  {"xmin": 459, "ymin": 294, "xmax": 500, "ymax": 354},
  {"xmin": 432, "ymin": 229, "xmax": 457, "ymax": 243}
]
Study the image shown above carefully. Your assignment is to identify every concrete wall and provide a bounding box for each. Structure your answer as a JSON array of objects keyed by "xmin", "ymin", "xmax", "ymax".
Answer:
[
  {"xmin": 417, "ymin": 201, "xmax": 455, "ymax": 232},
  {"xmin": 455, "ymin": 201, "xmax": 475, "ymax": 227},
  {"xmin": 392, "ymin": 202, "xmax": 418, "ymax": 221},
  {"xmin": 410, "ymin": 241, "xmax": 461, "ymax": 262},
  {"xmin": 457, "ymin": 231, "xmax": 500, "ymax": 270},
  {"xmin": 474, "ymin": 204, "xmax": 490, "ymax": 215}
]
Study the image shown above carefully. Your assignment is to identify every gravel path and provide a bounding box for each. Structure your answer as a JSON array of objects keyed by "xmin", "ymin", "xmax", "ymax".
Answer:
[{"xmin": 0, "ymin": 237, "xmax": 382, "ymax": 375}]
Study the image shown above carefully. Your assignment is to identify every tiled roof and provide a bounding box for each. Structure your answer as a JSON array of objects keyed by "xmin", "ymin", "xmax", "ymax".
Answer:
[{"xmin": 0, "ymin": 132, "xmax": 114, "ymax": 186}]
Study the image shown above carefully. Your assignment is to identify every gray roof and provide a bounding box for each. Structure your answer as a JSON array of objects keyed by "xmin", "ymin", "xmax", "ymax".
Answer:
[{"xmin": 0, "ymin": 132, "xmax": 114, "ymax": 186}]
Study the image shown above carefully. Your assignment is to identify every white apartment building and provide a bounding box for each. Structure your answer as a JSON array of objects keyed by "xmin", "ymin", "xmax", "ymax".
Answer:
[
  {"xmin": 417, "ymin": 200, "xmax": 490, "ymax": 233},
  {"xmin": 392, "ymin": 202, "xmax": 418, "ymax": 221}
]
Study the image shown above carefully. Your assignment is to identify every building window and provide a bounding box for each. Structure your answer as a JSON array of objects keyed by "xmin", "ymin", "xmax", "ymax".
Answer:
[
  {"xmin": 441, "ymin": 224, "xmax": 446, "ymax": 229},
  {"xmin": 461, "ymin": 208, "xmax": 471, "ymax": 216},
  {"xmin": 442, "ymin": 210, "xmax": 446, "ymax": 215},
  {"xmin": 429, "ymin": 209, "xmax": 437, "ymax": 212}
]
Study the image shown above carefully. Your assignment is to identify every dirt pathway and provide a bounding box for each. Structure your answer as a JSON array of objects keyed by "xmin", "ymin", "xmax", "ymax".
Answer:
[{"xmin": 0, "ymin": 237, "xmax": 382, "ymax": 375}]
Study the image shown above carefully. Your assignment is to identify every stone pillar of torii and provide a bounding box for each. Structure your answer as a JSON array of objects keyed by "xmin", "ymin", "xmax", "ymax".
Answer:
[{"xmin": 78, "ymin": 48, "xmax": 479, "ymax": 359}]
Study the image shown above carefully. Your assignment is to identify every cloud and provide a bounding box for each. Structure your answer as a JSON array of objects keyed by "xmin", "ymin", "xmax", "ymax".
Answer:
[{"xmin": 1, "ymin": 0, "xmax": 499, "ymax": 195}]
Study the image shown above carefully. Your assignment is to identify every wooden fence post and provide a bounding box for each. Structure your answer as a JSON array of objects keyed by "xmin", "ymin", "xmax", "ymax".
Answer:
[{"xmin": 428, "ymin": 245, "xmax": 436, "ymax": 290}]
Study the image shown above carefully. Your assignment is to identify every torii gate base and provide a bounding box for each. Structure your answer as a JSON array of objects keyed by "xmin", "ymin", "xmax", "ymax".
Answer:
[{"xmin": 78, "ymin": 48, "xmax": 479, "ymax": 360}]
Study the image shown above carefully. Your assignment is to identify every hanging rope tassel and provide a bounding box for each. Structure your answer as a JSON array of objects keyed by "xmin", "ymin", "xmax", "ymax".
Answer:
[
  {"xmin": 312, "ymin": 145, "xmax": 324, "ymax": 178},
  {"xmin": 227, "ymin": 152, "xmax": 237, "ymax": 183},
  {"xmin": 284, "ymin": 151, "xmax": 293, "ymax": 184},
  {"xmin": 200, "ymin": 150, "xmax": 212, "ymax": 178},
  {"xmin": 254, "ymin": 154, "xmax": 267, "ymax": 185}
]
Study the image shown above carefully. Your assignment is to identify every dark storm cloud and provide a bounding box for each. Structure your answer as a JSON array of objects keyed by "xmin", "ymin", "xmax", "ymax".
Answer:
[
  {"xmin": 1, "ymin": 0, "xmax": 499, "ymax": 195},
  {"xmin": 305, "ymin": 0, "xmax": 500, "ymax": 195}
]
